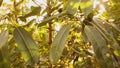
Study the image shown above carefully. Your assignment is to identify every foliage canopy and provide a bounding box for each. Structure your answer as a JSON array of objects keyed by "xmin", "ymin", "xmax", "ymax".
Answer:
[{"xmin": 0, "ymin": 0, "xmax": 120, "ymax": 68}]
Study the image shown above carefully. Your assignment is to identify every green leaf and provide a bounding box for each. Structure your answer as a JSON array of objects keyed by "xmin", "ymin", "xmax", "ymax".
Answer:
[
  {"xmin": 93, "ymin": 17, "xmax": 120, "ymax": 53},
  {"xmin": 50, "ymin": 24, "xmax": 71, "ymax": 64},
  {"xmin": 23, "ymin": 19, "xmax": 36, "ymax": 27},
  {"xmin": 13, "ymin": 27, "xmax": 39, "ymax": 65},
  {"xmin": 80, "ymin": 0, "xmax": 93, "ymax": 16},
  {"xmin": 110, "ymin": 23, "xmax": 120, "ymax": 33},
  {"xmin": 66, "ymin": 0, "xmax": 80, "ymax": 15},
  {"xmin": 84, "ymin": 26, "xmax": 114, "ymax": 68},
  {"xmin": 0, "ymin": 30, "xmax": 10, "ymax": 68},
  {"xmin": 19, "ymin": 6, "xmax": 41, "ymax": 22},
  {"xmin": 82, "ymin": 29, "xmax": 88, "ymax": 42}
]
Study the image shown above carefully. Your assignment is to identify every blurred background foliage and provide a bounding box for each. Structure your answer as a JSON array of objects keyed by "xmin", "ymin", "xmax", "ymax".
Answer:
[{"xmin": 0, "ymin": 0, "xmax": 120, "ymax": 68}]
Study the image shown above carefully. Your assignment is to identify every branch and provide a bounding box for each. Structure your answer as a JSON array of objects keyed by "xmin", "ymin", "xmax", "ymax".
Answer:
[
  {"xmin": 0, "ymin": 0, "xmax": 3, "ymax": 7},
  {"xmin": 38, "ymin": 10, "xmax": 66, "ymax": 27}
]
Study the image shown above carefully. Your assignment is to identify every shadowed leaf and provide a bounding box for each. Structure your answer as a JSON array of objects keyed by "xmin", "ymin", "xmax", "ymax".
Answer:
[
  {"xmin": 84, "ymin": 25, "xmax": 114, "ymax": 68},
  {"xmin": 50, "ymin": 24, "xmax": 71, "ymax": 64},
  {"xmin": 93, "ymin": 17, "xmax": 120, "ymax": 55},
  {"xmin": 74, "ymin": 58, "xmax": 93, "ymax": 68}
]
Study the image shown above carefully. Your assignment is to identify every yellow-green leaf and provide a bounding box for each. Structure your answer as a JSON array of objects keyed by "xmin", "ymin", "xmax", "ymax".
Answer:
[
  {"xmin": 66, "ymin": 0, "xmax": 80, "ymax": 15},
  {"xmin": 19, "ymin": 6, "xmax": 41, "ymax": 22},
  {"xmin": 80, "ymin": 0, "xmax": 93, "ymax": 16},
  {"xmin": 13, "ymin": 27, "xmax": 39, "ymax": 65},
  {"xmin": 0, "ymin": 30, "xmax": 10, "ymax": 68}
]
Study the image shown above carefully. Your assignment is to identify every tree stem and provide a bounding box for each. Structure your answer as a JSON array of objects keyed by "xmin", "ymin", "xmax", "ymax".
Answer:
[
  {"xmin": 47, "ymin": 0, "xmax": 53, "ymax": 68},
  {"xmin": 48, "ymin": 22, "xmax": 52, "ymax": 45}
]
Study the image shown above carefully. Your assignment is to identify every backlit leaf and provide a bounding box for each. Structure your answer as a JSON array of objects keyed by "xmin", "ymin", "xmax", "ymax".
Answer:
[
  {"xmin": 66, "ymin": 0, "xmax": 80, "ymax": 15},
  {"xmin": 13, "ymin": 27, "xmax": 39, "ymax": 65},
  {"xmin": 0, "ymin": 30, "xmax": 10, "ymax": 68},
  {"xmin": 80, "ymin": 0, "xmax": 93, "ymax": 16},
  {"xmin": 50, "ymin": 24, "xmax": 71, "ymax": 64}
]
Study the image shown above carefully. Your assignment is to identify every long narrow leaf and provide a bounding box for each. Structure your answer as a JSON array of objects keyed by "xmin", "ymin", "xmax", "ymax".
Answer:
[
  {"xmin": 50, "ymin": 24, "xmax": 71, "ymax": 64},
  {"xmin": 13, "ymin": 27, "xmax": 39, "ymax": 65},
  {"xmin": 38, "ymin": 11, "xmax": 66, "ymax": 26},
  {"xmin": 110, "ymin": 23, "xmax": 120, "ymax": 33},
  {"xmin": 0, "ymin": 30, "xmax": 10, "ymax": 68},
  {"xmin": 93, "ymin": 17, "xmax": 120, "ymax": 53},
  {"xmin": 84, "ymin": 26, "xmax": 114, "ymax": 68}
]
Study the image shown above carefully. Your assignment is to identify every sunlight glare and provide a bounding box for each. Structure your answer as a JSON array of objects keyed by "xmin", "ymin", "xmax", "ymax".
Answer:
[
  {"xmin": 93, "ymin": 0, "xmax": 107, "ymax": 17},
  {"xmin": 25, "ymin": 0, "xmax": 47, "ymax": 8},
  {"xmin": 4, "ymin": 0, "xmax": 12, "ymax": 4},
  {"xmin": 55, "ymin": 23, "xmax": 61, "ymax": 31},
  {"xmin": 94, "ymin": 0, "xmax": 106, "ymax": 13},
  {"xmin": 93, "ymin": 0, "xmax": 100, "ymax": 8},
  {"xmin": 98, "ymin": 4, "xmax": 105, "ymax": 13},
  {"xmin": 102, "ymin": 0, "xmax": 108, "ymax": 2}
]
